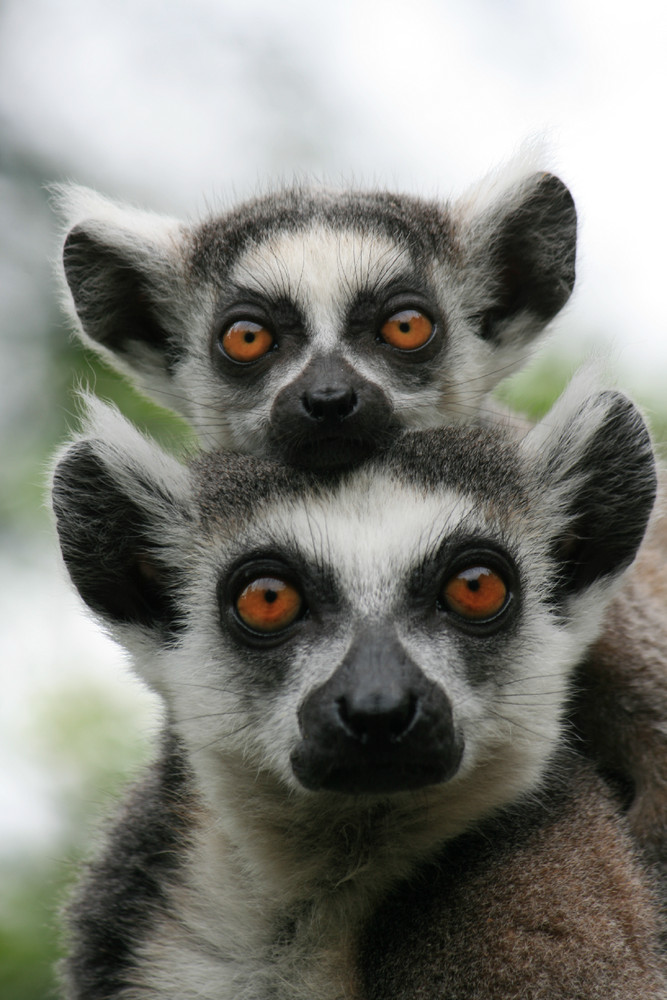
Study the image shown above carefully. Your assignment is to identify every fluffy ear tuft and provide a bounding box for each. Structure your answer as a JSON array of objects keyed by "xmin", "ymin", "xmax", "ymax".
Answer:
[
  {"xmin": 457, "ymin": 168, "xmax": 577, "ymax": 345},
  {"xmin": 53, "ymin": 184, "xmax": 188, "ymax": 379},
  {"xmin": 522, "ymin": 374, "xmax": 657, "ymax": 596},
  {"xmin": 51, "ymin": 400, "xmax": 194, "ymax": 635}
]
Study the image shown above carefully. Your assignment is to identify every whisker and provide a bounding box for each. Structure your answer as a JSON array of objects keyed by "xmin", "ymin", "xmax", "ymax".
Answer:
[
  {"xmin": 177, "ymin": 711, "xmax": 247, "ymax": 724},
  {"xmin": 493, "ymin": 690, "xmax": 567, "ymax": 700},
  {"xmin": 190, "ymin": 719, "xmax": 256, "ymax": 753},
  {"xmin": 497, "ymin": 672, "xmax": 567, "ymax": 687},
  {"xmin": 484, "ymin": 709, "xmax": 555, "ymax": 742}
]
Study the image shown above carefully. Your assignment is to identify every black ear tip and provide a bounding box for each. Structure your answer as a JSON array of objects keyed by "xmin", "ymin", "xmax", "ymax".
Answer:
[
  {"xmin": 598, "ymin": 390, "xmax": 653, "ymax": 451},
  {"xmin": 594, "ymin": 388, "xmax": 632, "ymax": 423},
  {"xmin": 553, "ymin": 387, "xmax": 657, "ymax": 595},
  {"xmin": 55, "ymin": 436, "xmax": 99, "ymax": 468},
  {"xmin": 535, "ymin": 171, "xmax": 573, "ymax": 199},
  {"xmin": 53, "ymin": 438, "xmax": 105, "ymax": 480},
  {"xmin": 528, "ymin": 173, "xmax": 577, "ymax": 230},
  {"xmin": 52, "ymin": 440, "xmax": 103, "ymax": 509},
  {"xmin": 63, "ymin": 222, "xmax": 87, "ymax": 247},
  {"xmin": 53, "ymin": 437, "xmax": 184, "ymax": 634},
  {"xmin": 594, "ymin": 389, "xmax": 655, "ymax": 482},
  {"xmin": 52, "ymin": 439, "xmax": 113, "ymax": 559},
  {"xmin": 62, "ymin": 224, "xmax": 96, "ymax": 272}
]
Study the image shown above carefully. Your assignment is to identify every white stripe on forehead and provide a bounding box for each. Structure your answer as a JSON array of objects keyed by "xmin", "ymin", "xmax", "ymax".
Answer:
[
  {"xmin": 241, "ymin": 472, "xmax": 479, "ymax": 616},
  {"xmin": 230, "ymin": 225, "xmax": 411, "ymax": 352}
]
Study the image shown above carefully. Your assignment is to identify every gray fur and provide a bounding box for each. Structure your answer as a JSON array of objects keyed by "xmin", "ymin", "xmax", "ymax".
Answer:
[
  {"xmin": 361, "ymin": 754, "xmax": 667, "ymax": 1000},
  {"xmin": 52, "ymin": 383, "xmax": 662, "ymax": 999}
]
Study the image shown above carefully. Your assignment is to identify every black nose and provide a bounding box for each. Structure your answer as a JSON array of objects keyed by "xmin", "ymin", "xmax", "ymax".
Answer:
[
  {"xmin": 301, "ymin": 385, "xmax": 358, "ymax": 423},
  {"xmin": 268, "ymin": 354, "xmax": 396, "ymax": 469},
  {"xmin": 290, "ymin": 627, "xmax": 464, "ymax": 794},
  {"xmin": 337, "ymin": 688, "xmax": 417, "ymax": 745}
]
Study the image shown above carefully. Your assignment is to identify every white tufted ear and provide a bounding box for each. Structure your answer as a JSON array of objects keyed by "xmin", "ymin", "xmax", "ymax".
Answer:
[
  {"xmin": 51, "ymin": 398, "xmax": 194, "ymax": 635},
  {"xmin": 53, "ymin": 184, "xmax": 190, "ymax": 387},
  {"xmin": 453, "ymin": 167, "xmax": 577, "ymax": 347},
  {"xmin": 521, "ymin": 373, "xmax": 656, "ymax": 596}
]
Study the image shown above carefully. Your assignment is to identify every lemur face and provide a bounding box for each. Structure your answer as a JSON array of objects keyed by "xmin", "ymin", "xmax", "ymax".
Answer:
[
  {"xmin": 52, "ymin": 380, "xmax": 655, "ymax": 837},
  {"xmin": 198, "ymin": 471, "xmax": 519, "ymax": 800},
  {"xmin": 202, "ymin": 225, "xmax": 436, "ymax": 468},
  {"xmin": 58, "ymin": 171, "xmax": 576, "ymax": 468}
]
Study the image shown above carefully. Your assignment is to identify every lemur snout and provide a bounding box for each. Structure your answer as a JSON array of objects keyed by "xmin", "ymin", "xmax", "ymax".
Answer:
[
  {"xmin": 269, "ymin": 355, "xmax": 396, "ymax": 469},
  {"xmin": 291, "ymin": 628, "xmax": 463, "ymax": 795}
]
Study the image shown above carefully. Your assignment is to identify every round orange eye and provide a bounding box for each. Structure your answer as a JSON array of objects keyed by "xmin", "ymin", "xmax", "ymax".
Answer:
[
  {"xmin": 442, "ymin": 566, "xmax": 508, "ymax": 622},
  {"xmin": 235, "ymin": 577, "xmax": 303, "ymax": 633},
  {"xmin": 221, "ymin": 321, "xmax": 274, "ymax": 363},
  {"xmin": 380, "ymin": 310, "xmax": 434, "ymax": 351}
]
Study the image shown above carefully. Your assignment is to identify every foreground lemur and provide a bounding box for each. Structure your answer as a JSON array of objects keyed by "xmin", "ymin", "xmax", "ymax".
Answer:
[
  {"xmin": 53, "ymin": 382, "xmax": 665, "ymax": 998},
  {"xmin": 55, "ymin": 167, "xmax": 667, "ymax": 880}
]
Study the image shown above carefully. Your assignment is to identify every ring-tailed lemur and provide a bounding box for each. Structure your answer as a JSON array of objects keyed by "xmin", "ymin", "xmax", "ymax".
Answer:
[
  {"xmin": 55, "ymin": 167, "xmax": 575, "ymax": 464},
  {"xmin": 52, "ymin": 379, "xmax": 665, "ymax": 999},
  {"xmin": 54, "ymin": 167, "xmax": 667, "ymax": 879}
]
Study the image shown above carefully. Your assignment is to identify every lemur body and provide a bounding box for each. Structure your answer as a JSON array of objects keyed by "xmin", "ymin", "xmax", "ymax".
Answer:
[
  {"xmin": 361, "ymin": 757, "xmax": 666, "ymax": 1000},
  {"xmin": 53, "ymin": 383, "xmax": 664, "ymax": 998}
]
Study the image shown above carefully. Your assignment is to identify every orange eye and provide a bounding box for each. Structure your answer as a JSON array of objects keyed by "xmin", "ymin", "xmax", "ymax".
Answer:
[
  {"xmin": 221, "ymin": 321, "xmax": 274, "ymax": 363},
  {"xmin": 442, "ymin": 566, "xmax": 508, "ymax": 622},
  {"xmin": 380, "ymin": 310, "xmax": 434, "ymax": 351},
  {"xmin": 235, "ymin": 576, "xmax": 303, "ymax": 633}
]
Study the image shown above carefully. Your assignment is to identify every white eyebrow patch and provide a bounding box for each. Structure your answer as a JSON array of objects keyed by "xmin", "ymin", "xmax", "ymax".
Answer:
[
  {"xmin": 251, "ymin": 472, "xmax": 480, "ymax": 617},
  {"xmin": 230, "ymin": 225, "xmax": 412, "ymax": 352}
]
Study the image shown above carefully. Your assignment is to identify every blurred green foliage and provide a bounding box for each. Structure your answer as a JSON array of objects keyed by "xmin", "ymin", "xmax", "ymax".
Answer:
[
  {"xmin": 495, "ymin": 349, "xmax": 578, "ymax": 420},
  {"xmin": 1, "ymin": 680, "xmax": 155, "ymax": 1000},
  {"xmin": 1, "ymin": 865, "xmax": 68, "ymax": 1000},
  {"xmin": 496, "ymin": 346, "xmax": 667, "ymax": 453}
]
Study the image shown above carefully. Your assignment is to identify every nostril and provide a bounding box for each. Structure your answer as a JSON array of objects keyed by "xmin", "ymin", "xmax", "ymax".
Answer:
[
  {"xmin": 335, "ymin": 388, "xmax": 357, "ymax": 419},
  {"xmin": 336, "ymin": 389, "xmax": 358, "ymax": 420},
  {"xmin": 301, "ymin": 387, "xmax": 358, "ymax": 423},
  {"xmin": 337, "ymin": 691, "xmax": 418, "ymax": 745}
]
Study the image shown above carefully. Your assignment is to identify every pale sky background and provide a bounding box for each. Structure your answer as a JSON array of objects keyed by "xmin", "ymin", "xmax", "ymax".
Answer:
[{"xmin": 2, "ymin": 0, "xmax": 667, "ymax": 856}]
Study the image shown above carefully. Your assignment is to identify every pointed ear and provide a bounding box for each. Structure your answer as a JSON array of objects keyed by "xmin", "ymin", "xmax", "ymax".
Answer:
[
  {"xmin": 54, "ymin": 185, "xmax": 190, "ymax": 385},
  {"xmin": 51, "ymin": 400, "xmax": 194, "ymax": 635},
  {"xmin": 457, "ymin": 170, "xmax": 577, "ymax": 346},
  {"xmin": 522, "ymin": 376, "xmax": 656, "ymax": 596}
]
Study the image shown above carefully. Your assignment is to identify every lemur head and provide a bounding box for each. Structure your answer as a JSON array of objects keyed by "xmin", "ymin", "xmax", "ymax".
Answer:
[
  {"xmin": 56, "ymin": 169, "xmax": 576, "ymax": 468},
  {"xmin": 51, "ymin": 377, "xmax": 654, "ymax": 844}
]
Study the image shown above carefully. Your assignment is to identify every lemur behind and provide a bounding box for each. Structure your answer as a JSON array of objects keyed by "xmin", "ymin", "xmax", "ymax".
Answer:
[
  {"xmin": 56, "ymin": 167, "xmax": 575, "ymax": 464},
  {"xmin": 52, "ymin": 381, "xmax": 665, "ymax": 998}
]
